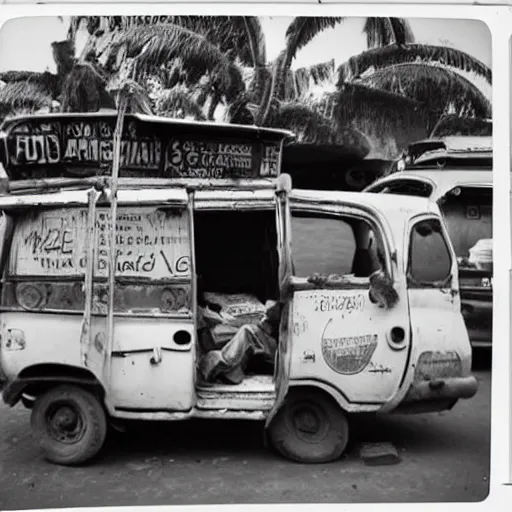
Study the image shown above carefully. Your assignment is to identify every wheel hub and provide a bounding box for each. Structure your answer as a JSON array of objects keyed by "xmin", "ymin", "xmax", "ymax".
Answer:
[
  {"xmin": 55, "ymin": 407, "xmax": 78, "ymax": 427},
  {"xmin": 294, "ymin": 408, "xmax": 321, "ymax": 434},
  {"xmin": 290, "ymin": 403, "xmax": 330, "ymax": 442},
  {"xmin": 47, "ymin": 403, "xmax": 85, "ymax": 444}
]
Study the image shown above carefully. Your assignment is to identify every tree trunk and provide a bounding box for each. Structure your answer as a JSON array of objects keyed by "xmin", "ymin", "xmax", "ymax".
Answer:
[{"xmin": 208, "ymin": 92, "xmax": 221, "ymax": 120}]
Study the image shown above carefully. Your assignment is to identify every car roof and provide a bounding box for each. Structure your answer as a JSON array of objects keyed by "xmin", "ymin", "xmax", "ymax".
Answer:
[
  {"xmin": 366, "ymin": 169, "xmax": 491, "ymax": 200},
  {"xmin": 404, "ymin": 136, "xmax": 492, "ymax": 166},
  {"xmin": 291, "ymin": 189, "xmax": 438, "ymax": 218}
]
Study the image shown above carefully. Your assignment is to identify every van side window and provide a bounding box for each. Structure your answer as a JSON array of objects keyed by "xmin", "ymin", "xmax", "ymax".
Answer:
[
  {"xmin": 409, "ymin": 218, "xmax": 452, "ymax": 284},
  {"xmin": 2, "ymin": 207, "xmax": 192, "ymax": 315},
  {"xmin": 291, "ymin": 213, "xmax": 382, "ymax": 279},
  {"xmin": 291, "ymin": 214, "xmax": 354, "ymax": 277}
]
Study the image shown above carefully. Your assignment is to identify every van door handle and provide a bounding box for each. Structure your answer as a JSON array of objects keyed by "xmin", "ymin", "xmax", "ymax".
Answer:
[{"xmin": 150, "ymin": 347, "xmax": 162, "ymax": 366}]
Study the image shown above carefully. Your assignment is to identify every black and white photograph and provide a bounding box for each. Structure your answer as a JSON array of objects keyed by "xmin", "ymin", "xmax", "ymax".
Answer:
[{"xmin": 0, "ymin": 13, "xmax": 492, "ymax": 507}]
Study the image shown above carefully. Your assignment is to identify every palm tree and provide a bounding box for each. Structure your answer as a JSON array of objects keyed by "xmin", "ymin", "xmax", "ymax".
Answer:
[
  {"xmin": 68, "ymin": 16, "xmax": 252, "ymax": 120},
  {"xmin": 69, "ymin": 16, "xmax": 415, "ymax": 121},
  {"xmin": 263, "ymin": 40, "xmax": 492, "ymax": 158},
  {"xmin": 217, "ymin": 17, "xmax": 491, "ymax": 158},
  {"xmin": 339, "ymin": 44, "xmax": 491, "ymax": 156},
  {"xmin": 1, "ymin": 16, "xmax": 492, "ymax": 159},
  {"xmin": 0, "ymin": 17, "xmax": 246, "ymax": 118}
]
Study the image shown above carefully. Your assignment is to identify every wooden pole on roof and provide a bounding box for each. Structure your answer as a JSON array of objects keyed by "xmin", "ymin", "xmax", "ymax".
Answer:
[{"xmin": 103, "ymin": 86, "xmax": 129, "ymax": 383}]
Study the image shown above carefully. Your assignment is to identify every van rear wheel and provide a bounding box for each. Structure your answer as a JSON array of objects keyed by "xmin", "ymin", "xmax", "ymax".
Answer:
[
  {"xmin": 268, "ymin": 389, "xmax": 349, "ymax": 464},
  {"xmin": 31, "ymin": 385, "xmax": 107, "ymax": 466}
]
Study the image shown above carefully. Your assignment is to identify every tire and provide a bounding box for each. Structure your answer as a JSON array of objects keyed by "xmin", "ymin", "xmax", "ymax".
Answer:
[
  {"xmin": 268, "ymin": 388, "xmax": 349, "ymax": 464},
  {"xmin": 31, "ymin": 385, "xmax": 107, "ymax": 466}
]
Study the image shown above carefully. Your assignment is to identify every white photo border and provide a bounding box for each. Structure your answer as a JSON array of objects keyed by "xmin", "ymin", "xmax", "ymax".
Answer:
[{"xmin": 0, "ymin": 2, "xmax": 509, "ymax": 511}]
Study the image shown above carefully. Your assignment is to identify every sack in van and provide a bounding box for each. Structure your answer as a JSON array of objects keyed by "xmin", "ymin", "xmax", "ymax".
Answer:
[{"xmin": 202, "ymin": 292, "xmax": 266, "ymax": 327}]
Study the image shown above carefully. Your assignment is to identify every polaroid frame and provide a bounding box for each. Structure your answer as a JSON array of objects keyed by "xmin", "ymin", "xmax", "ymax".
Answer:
[{"xmin": 0, "ymin": 2, "xmax": 509, "ymax": 511}]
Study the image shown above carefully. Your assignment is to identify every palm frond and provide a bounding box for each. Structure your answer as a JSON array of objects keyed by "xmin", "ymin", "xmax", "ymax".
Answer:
[
  {"xmin": 247, "ymin": 65, "xmax": 272, "ymax": 104},
  {"xmin": 150, "ymin": 16, "xmax": 266, "ymax": 68},
  {"xmin": 222, "ymin": 61, "xmax": 246, "ymax": 102},
  {"xmin": 270, "ymin": 102, "xmax": 371, "ymax": 156},
  {"xmin": 258, "ymin": 17, "xmax": 344, "ymax": 125},
  {"xmin": 268, "ymin": 102, "xmax": 340, "ymax": 145},
  {"xmin": 338, "ymin": 44, "xmax": 492, "ymax": 84},
  {"xmin": 60, "ymin": 62, "xmax": 115, "ymax": 113},
  {"xmin": 256, "ymin": 49, "xmax": 287, "ymax": 125},
  {"xmin": 0, "ymin": 82, "xmax": 53, "ymax": 117},
  {"xmin": 284, "ymin": 17, "xmax": 345, "ymax": 63},
  {"xmin": 388, "ymin": 18, "xmax": 415, "ymax": 46},
  {"xmin": 303, "ymin": 84, "xmax": 435, "ymax": 159},
  {"xmin": 360, "ymin": 63, "xmax": 491, "ymax": 118},
  {"xmin": 242, "ymin": 17, "xmax": 267, "ymax": 67},
  {"xmin": 104, "ymin": 24, "xmax": 235, "ymax": 95},
  {"xmin": 67, "ymin": 16, "xmax": 85, "ymax": 42},
  {"xmin": 223, "ymin": 93, "xmax": 257, "ymax": 125},
  {"xmin": 156, "ymin": 85, "xmax": 206, "ymax": 120},
  {"xmin": 112, "ymin": 79, "xmax": 154, "ymax": 115},
  {"xmin": 292, "ymin": 59, "xmax": 336, "ymax": 100},
  {"xmin": 363, "ymin": 18, "xmax": 415, "ymax": 49},
  {"xmin": 0, "ymin": 71, "xmax": 60, "ymax": 97},
  {"xmin": 429, "ymin": 115, "xmax": 492, "ymax": 138}
]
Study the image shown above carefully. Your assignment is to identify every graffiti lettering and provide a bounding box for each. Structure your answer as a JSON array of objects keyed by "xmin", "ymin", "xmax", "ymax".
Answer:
[
  {"xmin": 7, "ymin": 118, "xmax": 285, "ymax": 182},
  {"xmin": 16, "ymin": 133, "xmax": 60, "ymax": 165},
  {"xmin": 63, "ymin": 121, "xmax": 161, "ymax": 169},
  {"xmin": 166, "ymin": 139, "xmax": 254, "ymax": 178},
  {"xmin": 261, "ymin": 144, "xmax": 280, "ymax": 177},
  {"xmin": 321, "ymin": 318, "xmax": 378, "ymax": 375},
  {"xmin": 323, "ymin": 334, "xmax": 378, "ymax": 353},
  {"xmin": 367, "ymin": 362, "xmax": 392, "ymax": 374},
  {"xmin": 314, "ymin": 293, "xmax": 365, "ymax": 313},
  {"xmin": 292, "ymin": 312, "xmax": 309, "ymax": 337},
  {"xmin": 127, "ymin": 16, "xmax": 175, "ymax": 27},
  {"xmin": 13, "ymin": 208, "xmax": 191, "ymax": 279}
]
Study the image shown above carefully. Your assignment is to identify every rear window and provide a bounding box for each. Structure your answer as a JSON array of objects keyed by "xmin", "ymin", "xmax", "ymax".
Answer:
[
  {"xmin": 439, "ymin": 186, "xmax": 492, "ymax": 258},
  {"xmin": 369, "ymin": 179, "xmax": 433, "ymax": 198},
  {"xmin": 409, "ymin": 218, "xmax": 452, "ymax": 285}
]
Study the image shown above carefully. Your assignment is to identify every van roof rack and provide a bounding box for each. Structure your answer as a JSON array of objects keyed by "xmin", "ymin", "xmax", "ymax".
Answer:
[{"xmin": 0, "ymin": 113, "xmax": 295, "ymax": 193}]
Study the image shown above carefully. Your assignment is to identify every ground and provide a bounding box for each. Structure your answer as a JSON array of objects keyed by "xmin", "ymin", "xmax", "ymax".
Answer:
[{"xmin": 0, "ymin": 357, "xmax": 490, "ymax": 508}]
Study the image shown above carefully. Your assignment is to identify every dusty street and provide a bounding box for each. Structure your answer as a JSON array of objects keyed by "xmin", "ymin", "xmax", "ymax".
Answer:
[{"xmin": 0, "ymin": 359, "xmax": 490, "ymax": 508}]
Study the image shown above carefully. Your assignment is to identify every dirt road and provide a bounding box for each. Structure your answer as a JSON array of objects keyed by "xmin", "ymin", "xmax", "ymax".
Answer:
[{"xmin": 0, "ymin": 365, "xmax": 490, "ymax": 508}]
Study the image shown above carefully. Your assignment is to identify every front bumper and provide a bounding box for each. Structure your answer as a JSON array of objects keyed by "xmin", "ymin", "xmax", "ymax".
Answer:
[{"xmin": 403, "ymin": 375, "xmax": 478, "ymax": 403}]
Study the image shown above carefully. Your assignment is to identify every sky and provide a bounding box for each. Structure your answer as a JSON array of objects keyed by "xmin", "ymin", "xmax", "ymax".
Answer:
[{"xmin": 0, "ymin": 16, "xmax": 492, "ymax": 100}]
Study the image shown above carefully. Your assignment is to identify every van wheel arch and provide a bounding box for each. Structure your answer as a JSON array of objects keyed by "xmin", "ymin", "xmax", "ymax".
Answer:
[
  {"xmin": 2, "ymin": 363, "xmax": 106, "ymax": 408},
  {"xmin": 287, "ymin": 381, "xmax": 352, "ymax": 412}
]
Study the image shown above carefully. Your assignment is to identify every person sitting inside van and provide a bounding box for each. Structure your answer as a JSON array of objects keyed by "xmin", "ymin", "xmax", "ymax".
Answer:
[{"xmin": 198, "ymin": 299, "xmax": 281, "ymax": 385}]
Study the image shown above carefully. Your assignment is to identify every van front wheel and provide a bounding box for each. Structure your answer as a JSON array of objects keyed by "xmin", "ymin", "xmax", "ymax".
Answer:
[
  {"xmin": 268, "ymin": 389, "xmax": 349, "ymax": 464},
  {"xmin": 31, "ymin": 385, "xmax": 107, "ymax": 466}
]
